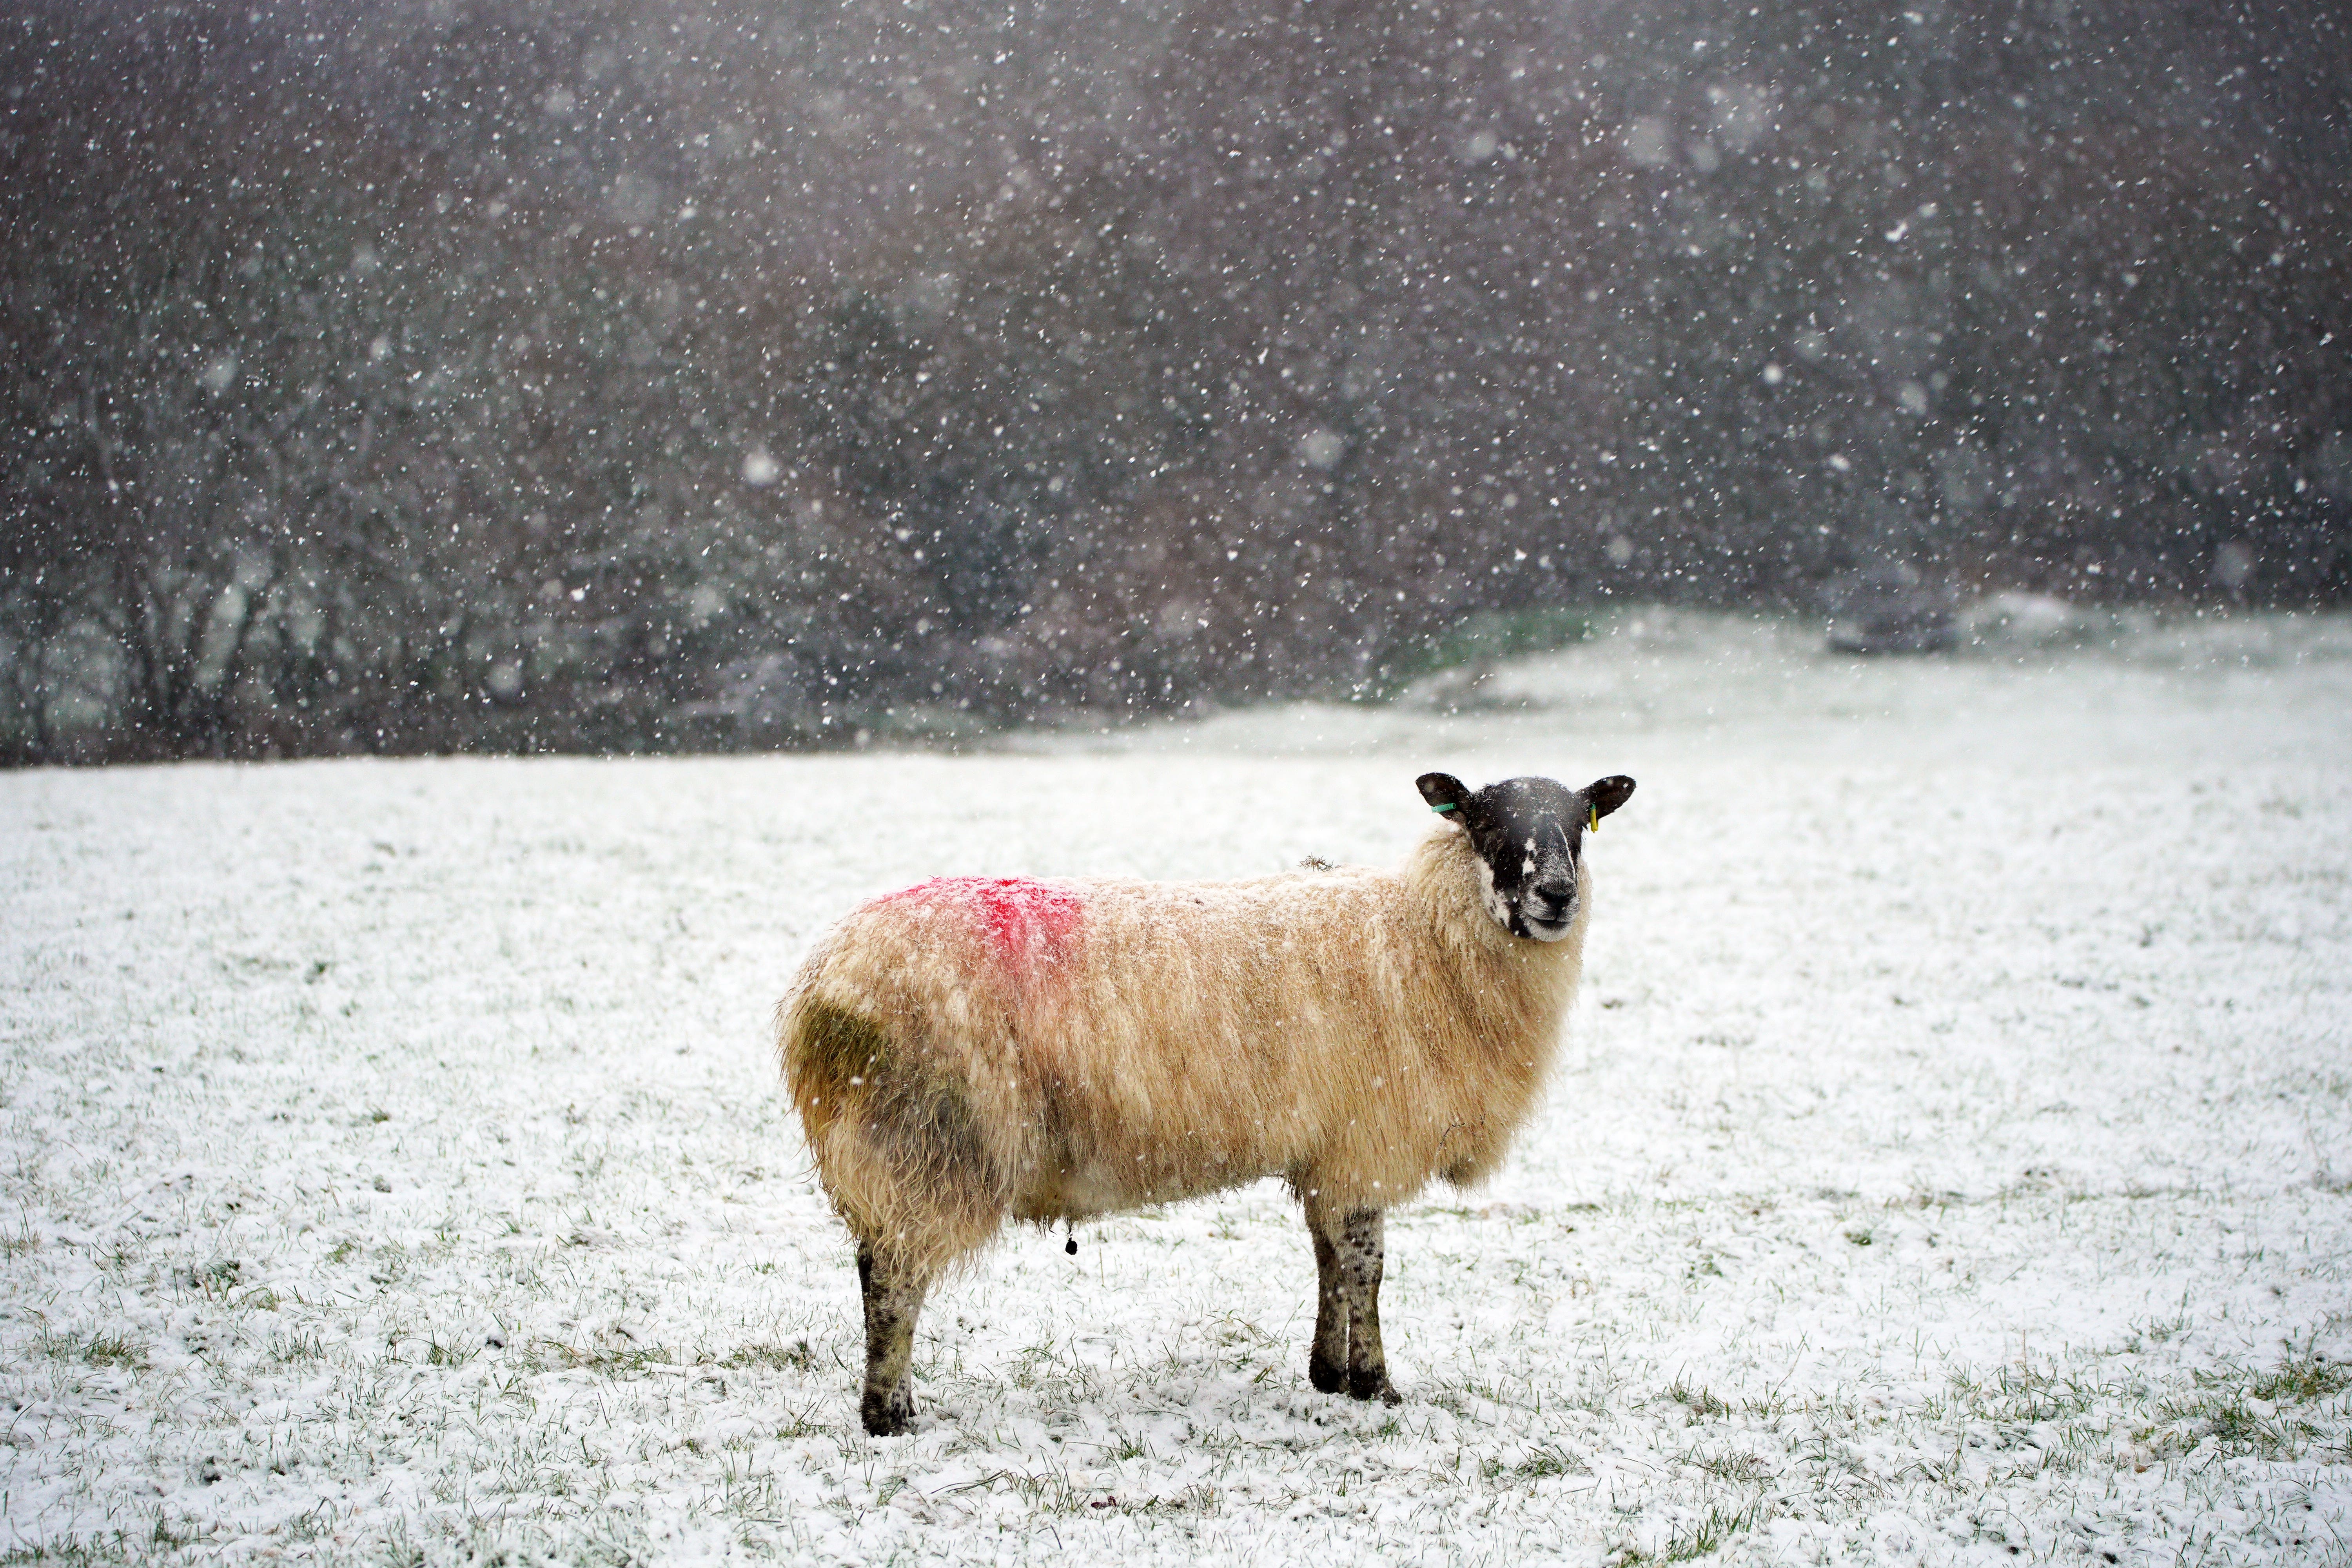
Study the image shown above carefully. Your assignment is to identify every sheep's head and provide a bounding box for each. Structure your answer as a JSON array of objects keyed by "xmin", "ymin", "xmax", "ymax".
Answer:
[{"xmin": 1416, "ymin": 771, "xmax": 1636, "ymax": 941}]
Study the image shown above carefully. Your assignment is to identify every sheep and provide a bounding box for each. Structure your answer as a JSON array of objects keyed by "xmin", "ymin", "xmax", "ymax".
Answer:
[{"xmin": 777, "ymin": 769, "xmax": 1636, "ymax": 1435}]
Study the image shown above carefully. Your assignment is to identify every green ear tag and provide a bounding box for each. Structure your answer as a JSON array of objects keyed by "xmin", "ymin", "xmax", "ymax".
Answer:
[
  {"xmin": 1588, "ymin": 804, "xmax": 1600, "ymax": 833},
  {"xmin": 1432, "ymin": 802, "xmax": 1460, "ymax": 813}
]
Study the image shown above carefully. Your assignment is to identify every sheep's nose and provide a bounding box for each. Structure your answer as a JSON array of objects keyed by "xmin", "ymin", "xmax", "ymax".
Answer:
[{"xmin": 1522, "ymin": 882, "xmax": 1573, "ymax": 922}]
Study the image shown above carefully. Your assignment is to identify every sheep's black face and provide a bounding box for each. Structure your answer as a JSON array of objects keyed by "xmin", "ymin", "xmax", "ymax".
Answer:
[{"xmin": 1416, "ymin": 771, "xmax": 1636, "ymax": 941}]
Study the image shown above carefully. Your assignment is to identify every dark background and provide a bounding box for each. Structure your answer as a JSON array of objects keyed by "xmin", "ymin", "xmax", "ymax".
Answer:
[{"xmin": 5, "ymin": 0, "xmax": 2347, "ymax": 762}]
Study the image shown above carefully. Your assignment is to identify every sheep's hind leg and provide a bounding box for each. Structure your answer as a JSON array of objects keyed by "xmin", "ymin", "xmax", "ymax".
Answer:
[
  {"xmin": 1307, "ymin": 1224, "xmax": 1348, "ymax": 1394},
  {"xmin": 856, "ymin": 1242, "xmax": 928, "ymax": 1436}
]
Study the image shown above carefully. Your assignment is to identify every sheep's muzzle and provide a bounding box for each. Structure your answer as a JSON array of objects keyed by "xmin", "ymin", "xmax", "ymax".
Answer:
[{"xmin": 1516, "ymin": 880, "xmax": 1577, "ymax": 941}]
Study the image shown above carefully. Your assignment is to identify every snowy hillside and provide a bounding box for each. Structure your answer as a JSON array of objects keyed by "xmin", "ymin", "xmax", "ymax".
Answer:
[{"xmin": 3, "ymin": 610, "xmax": 2348, "ymax": 1564}]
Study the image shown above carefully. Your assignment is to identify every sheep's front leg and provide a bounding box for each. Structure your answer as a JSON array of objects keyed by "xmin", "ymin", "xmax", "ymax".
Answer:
[
  {"xmin": 856, "ymin": 1243, "xmax": 927, "ymax": 1436},
  {"xmin": 1306, "ymin": 1201, "xmax": 1402, "ymax": 1405},
  {"xmin": 1334, "ymin": 1207, "xmax": 1402, "ymax": 1404}
]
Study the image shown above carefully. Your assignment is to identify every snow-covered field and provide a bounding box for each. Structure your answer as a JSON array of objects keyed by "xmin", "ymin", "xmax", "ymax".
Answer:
[{"xmin": 4, "ymin": 608, "xmax": 2349, "ymax": 1566}]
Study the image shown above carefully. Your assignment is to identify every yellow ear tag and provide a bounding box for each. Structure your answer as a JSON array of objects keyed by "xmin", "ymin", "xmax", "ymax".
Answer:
[{"xmin": 1588, "ymin": 805, "xmax": 1600, "ymax": 833}]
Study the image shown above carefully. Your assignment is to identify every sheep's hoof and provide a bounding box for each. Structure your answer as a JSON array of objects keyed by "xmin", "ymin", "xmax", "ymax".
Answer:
[
  {"xmin": 1308, "ymin": 1352, "xmax": 1347, "ymax": 1395},
  {"xmin": 1348, "ymin": 1369, "xmax": 1402, "ymax": 1405},
  {"xmin": 861, "ymin": 1387, "xmax": 915, "ymax": 1436}
]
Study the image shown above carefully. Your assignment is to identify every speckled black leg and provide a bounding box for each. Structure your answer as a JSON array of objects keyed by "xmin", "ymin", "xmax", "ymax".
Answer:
[
  {"xmin": 1308, "ymin": 1224, "xmax": 1348, "ymax": 1394},
  {"xmin": 1303, "ymin": 1200, "xmax": 1401, "ymax": 1404},
  {"xmin": 857, "ymin": 1242, "xmax": 925, "ymax": 1436},
  {"xmin": 1334, "ymin": 1207, "xmax": 1401, "ymax": 1405}
]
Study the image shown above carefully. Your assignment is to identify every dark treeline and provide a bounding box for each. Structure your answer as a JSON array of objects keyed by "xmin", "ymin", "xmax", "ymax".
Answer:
[{"xmin": 4, "ymin": 0, "xmax": 2348, "ymax": 761}]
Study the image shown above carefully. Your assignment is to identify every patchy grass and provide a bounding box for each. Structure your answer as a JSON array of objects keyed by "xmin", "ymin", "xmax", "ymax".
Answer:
[
  {"xmin": 1664, "ymin": 1381, "xmax": 1733, "ymax": 1420},
  {"xmin": 720, "ymin": 1339, "xmax": 817, "ymax": 1372},
  {"xmin": 1616, "ymin": 1497, "xmax": 1773, "ymax": 1565},
  {"xmin": 36, "ymin": 1331, "xmax": 147, "ymax": 1372},
  {"xmin": 4, "ymin": 613, "xmax": 2349, "ymax": 1563},
  {"xmin": 2145, "ymin": 1356, "xmax": 2352, "ymax": 1460}
]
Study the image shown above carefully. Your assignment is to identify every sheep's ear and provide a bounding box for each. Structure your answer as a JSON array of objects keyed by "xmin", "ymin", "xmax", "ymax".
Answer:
[
  {"xmin": 1581, "ymin": 775, "xmax": 1636, "ymax": 826},
  {"xmin": 1417, "ymin": 772, "xmax": 1473, "ymax": 820}
]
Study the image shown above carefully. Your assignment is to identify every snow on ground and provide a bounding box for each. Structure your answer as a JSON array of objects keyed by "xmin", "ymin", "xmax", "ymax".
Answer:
[{"xmin": 2, "ymin": 609, "xmax": 2348, "ymax": 1566}]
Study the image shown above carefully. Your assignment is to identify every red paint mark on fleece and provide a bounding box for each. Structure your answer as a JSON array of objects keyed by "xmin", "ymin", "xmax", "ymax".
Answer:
[{"xmin": 882, "ymin": 877, "xmax": 1086, "ymax": 970}]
